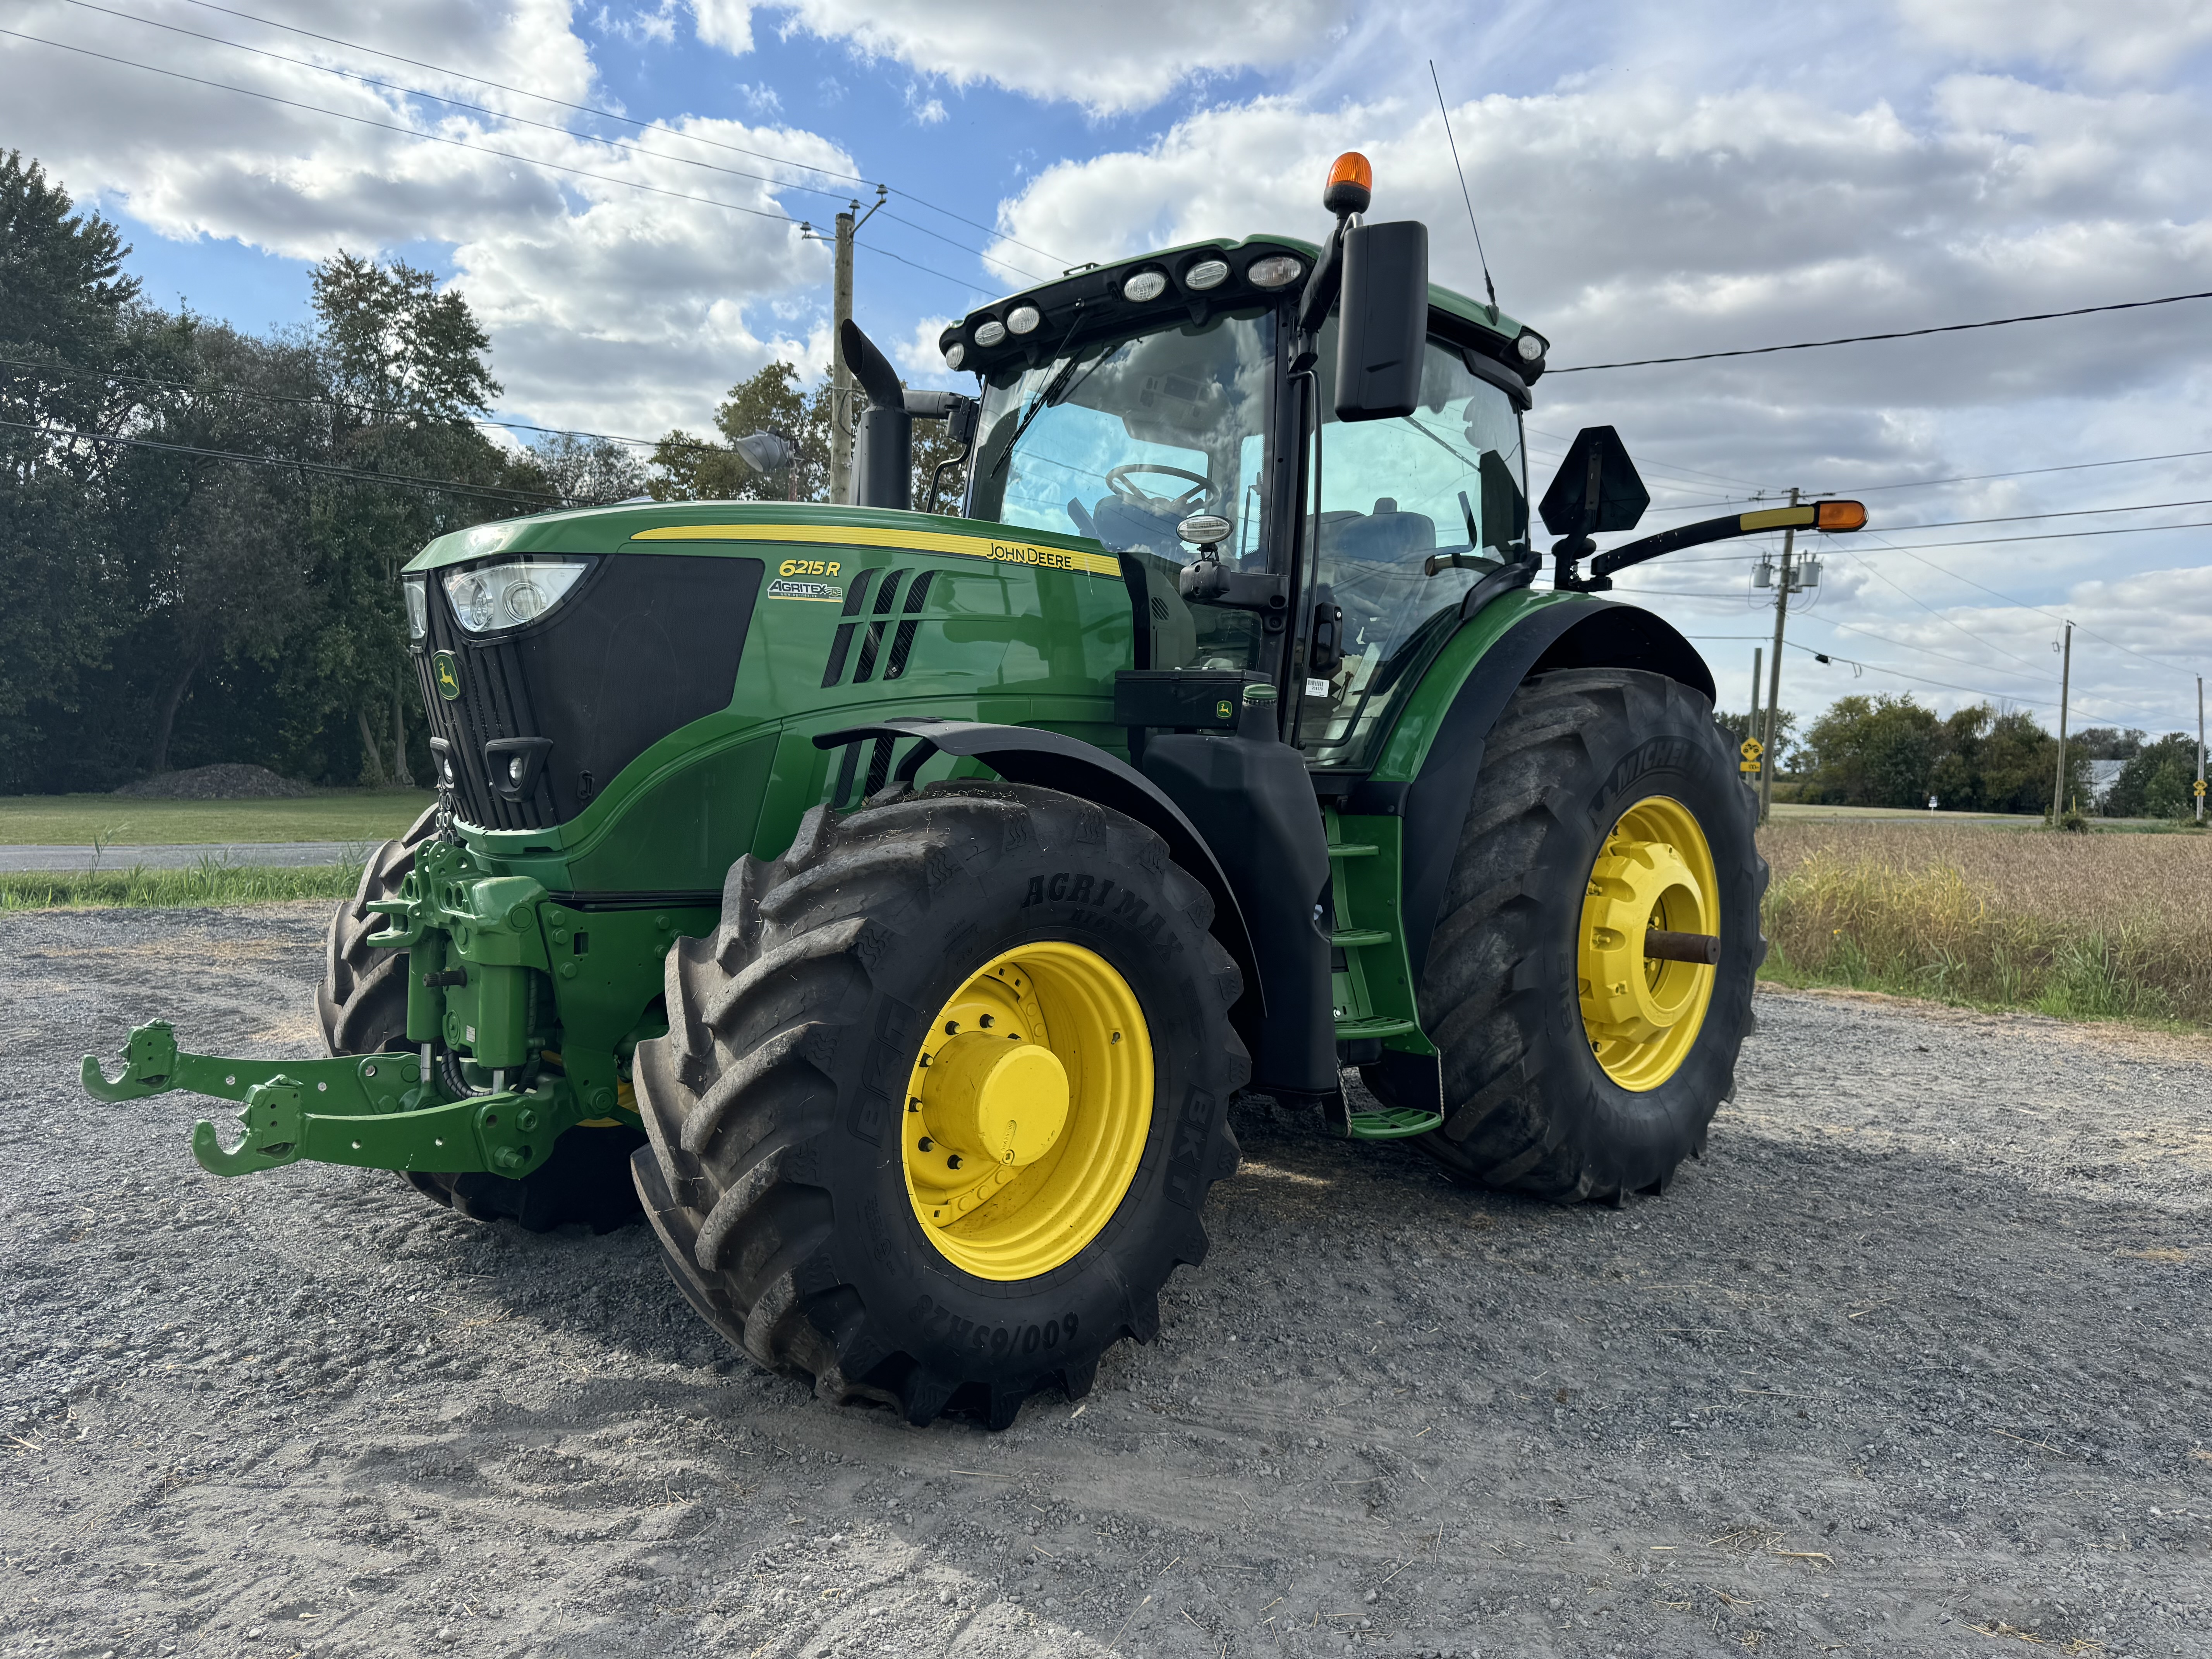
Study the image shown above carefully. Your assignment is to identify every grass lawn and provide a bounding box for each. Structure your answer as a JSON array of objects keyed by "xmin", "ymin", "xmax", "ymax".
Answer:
[{"xmin": 0, "ymin": 789, "xmax": 434, "ymax": 845}]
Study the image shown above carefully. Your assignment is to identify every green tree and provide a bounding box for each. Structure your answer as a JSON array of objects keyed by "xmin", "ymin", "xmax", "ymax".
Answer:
[
  {"xmin": 2105, "ymin": 732, "xmax": 2200, "ymax": 819},
  {"xmin": 0, "ymin": 149, "xmax": 139, "ymax": 783},
  {"xmin": 1928, "ymin": 705, "xmax": 2070, "ymax": 814},
  {"xmin": 2071, "ymin": 726, "xmax": 2143, "ymax": 761},
  {"xmin": 651, "ymin": 361, "xmax": 973, "ymax": 510},
  {"xmin": 524, "ymin": 431, "xmax": 647, "ymax": 506},
  {"xmin": 1800, "ymin": 694, "xmax": 1942, "ymax": 806},
  {"xmin": 653, "ymin": 361, "xmax": 832, "ymax": 502}
]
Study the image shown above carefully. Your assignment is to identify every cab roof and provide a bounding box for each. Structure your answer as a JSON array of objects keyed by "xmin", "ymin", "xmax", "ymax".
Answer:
[{"xmin": 936, "ymin": 231, "xmax": 1544, "ymax": 385}]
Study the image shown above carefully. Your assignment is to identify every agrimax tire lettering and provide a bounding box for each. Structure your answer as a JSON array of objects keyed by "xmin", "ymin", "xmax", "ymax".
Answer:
[
  {"xmin": 1020, "ymin": 872, "xmax": 1183, "ymax": 956},
  {"xmin": 910, "ymin": 1296, "xmax": 1078, "ymax": 1357}
]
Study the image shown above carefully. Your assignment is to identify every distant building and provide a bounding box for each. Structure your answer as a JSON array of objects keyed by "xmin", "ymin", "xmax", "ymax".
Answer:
[{"xmin": 2086, "ymin": 759, "xmax": 2126, "ymax": 809}]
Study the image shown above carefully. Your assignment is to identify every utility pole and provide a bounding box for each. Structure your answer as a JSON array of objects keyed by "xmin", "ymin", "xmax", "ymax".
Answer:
[
  {"xmin": 2050, "ymin": 620, "xmax": 2073, "ymax": 822},
  {"xmin": 826, "ymin": 185, "xmax": 888, "ymax": 506},
  {"xmin": 829, "ymin": 204, "xmax": 856, "ymax": 505},
  {"xmin": 1757, "ymin": 486, "xmax": 1800, "ymax": 826},
  {"xmin": 1748, "ymin": 647, "xmax": 1763, "ymax": 788},
  {"xmin": 2197, "ymin": 675, "xmax": 2205, "ymax": 824}
]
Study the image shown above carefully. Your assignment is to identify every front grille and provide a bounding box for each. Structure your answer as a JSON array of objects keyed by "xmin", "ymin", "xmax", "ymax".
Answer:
[{"xmin": 418, "ymin": 552, "xmax": 764, "ymax": 832}]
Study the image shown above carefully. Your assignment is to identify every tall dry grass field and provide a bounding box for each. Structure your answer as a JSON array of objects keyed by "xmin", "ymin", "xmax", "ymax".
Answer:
[{"xmin": 1757, "ymin": 821, "xmax": 2212, "ymax": 1024}]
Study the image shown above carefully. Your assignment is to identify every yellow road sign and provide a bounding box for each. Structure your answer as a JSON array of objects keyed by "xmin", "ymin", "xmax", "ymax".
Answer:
[
  {"xmin": 2196, "ymin": 778, "xmax": 2207, "ymax": 797},
  {"xmin": 1740, "ymin": 760, "xmax": 1761, "ymax": 773},
  {"xmin": 1739, "ymin": 737, "xmax": 1764, "ymax": 761}
]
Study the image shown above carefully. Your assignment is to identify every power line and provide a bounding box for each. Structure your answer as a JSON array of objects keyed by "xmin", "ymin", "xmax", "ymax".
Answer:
[
  {"xmin": 0, "ymin": 354, "xmax": 665, "ymax": 449},
  {"xmin": 163, "ymin": 0, "xmax": 1072, "ymax": 267},
  {"xmin": 1867, "ymin": 517, "xmax": 2212, "ymax": 553},
  {"xmin": 1843, "ymin": 446, "xmax": 2212, "ymax": 495},
  {"xmin": 51, "ymin": 0, "xmax": 1053, "ymax": 285},
  {"xmin": 1547, "ymin": 289, "xmax": 2212, "ymax": 373},
  {"xmin": 1642, "ymin": 493, "xmax": 2212, "ymax": 552},
  {"xmin": 0, "ymin": 29, "xmax": 807, "ymax": 229},
  {"xmin": 1858, "ymin": 533, "xmax": 2203, "ymax": 676},
  {"xmin": 2, "ymin": 417, "xmax": 567, "ymax": 505}
]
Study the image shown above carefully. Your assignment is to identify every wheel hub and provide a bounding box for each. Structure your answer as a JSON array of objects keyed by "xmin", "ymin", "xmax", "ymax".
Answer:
[
  {"xmin": 902, "ymin": 941, "xmax": 1152, "ymax": 1280},
  {"xmin": 922, "ymin": 1031, "xmax": 1070, "ymax": 1168},
  {"xmin": 1577, "ymin": 796, "xmax": 1719, "ymax": 1091}
]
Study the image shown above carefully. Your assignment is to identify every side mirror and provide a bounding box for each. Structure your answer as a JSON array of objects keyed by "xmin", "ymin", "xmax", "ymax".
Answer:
[{"xmin": 1334, "ymin": 220, "xmax": 1428, "ymax": 422}]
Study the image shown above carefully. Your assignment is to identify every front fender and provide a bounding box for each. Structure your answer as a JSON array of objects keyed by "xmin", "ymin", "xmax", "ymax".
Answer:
[
  {"xmin": 1352, "ymin": 595, "xmax": 1716, "ymax": 979},
  {"xmin": 812, "ymin": 718, "xmax": 1263, "ymax": 1029}
]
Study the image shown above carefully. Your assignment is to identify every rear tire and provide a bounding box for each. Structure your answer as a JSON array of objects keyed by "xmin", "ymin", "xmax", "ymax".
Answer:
[
  {"xmin": 630, "ymin": 782, "xmax": 1247, "ymax": 1429},
  {"xmin": 1399, "ymin": 668, "xmax": 1765, "ymax": 1202},
  {"xmin": 316, "ymin": 802, "xmax": 645, "ymax": 1233}
]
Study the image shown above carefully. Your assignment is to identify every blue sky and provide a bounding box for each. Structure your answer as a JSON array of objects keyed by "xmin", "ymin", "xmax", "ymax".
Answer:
[{"xmin": 7, "ymin": 0, "xmax": 2212, "ymax": 737}]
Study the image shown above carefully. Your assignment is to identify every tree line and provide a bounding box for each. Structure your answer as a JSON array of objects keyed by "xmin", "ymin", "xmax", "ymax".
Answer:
[
  {"xmin": 1, "ymin": 150, "xmax": 961, "ymax": 796},
  {"xmin": 1720, "ymin": 691, "xmax": 2205, "ymax": 818}
]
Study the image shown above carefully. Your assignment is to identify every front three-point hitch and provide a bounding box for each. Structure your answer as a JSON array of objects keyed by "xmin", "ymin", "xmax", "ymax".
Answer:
[{"xmin": 82, "ymin": 1019, "xmax": 586, "ymax": 1179}]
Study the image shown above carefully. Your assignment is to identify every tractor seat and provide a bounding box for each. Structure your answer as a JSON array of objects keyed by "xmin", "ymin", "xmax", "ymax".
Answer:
[
  {"xmin": 1322, "ymin": 498, "xmax": 1437, "ymax": 565},
  {"xmin": 1089, "ymin": 493, "xmax": 1192, "ymax": 562}
]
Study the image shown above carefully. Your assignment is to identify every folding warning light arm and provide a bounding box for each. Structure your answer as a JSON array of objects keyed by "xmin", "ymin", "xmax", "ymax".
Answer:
[{"xmin": 1586, "ymin": 499, "xmax": 1869, "ymax": 583}]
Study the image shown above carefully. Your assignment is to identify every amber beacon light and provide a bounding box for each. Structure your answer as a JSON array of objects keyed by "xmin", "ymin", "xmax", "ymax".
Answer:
[{"xmin": 1323, "ymin": 151, "xmax": 1373, "ymax": 216}]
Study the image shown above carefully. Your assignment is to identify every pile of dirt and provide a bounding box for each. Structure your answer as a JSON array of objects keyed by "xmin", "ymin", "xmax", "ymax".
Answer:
[{"xmin": 112, "ymin": 763, "xmax": 312, "ymax": 800}]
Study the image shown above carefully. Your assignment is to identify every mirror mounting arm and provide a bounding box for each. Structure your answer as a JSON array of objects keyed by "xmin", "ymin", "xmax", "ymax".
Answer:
[{"xmin": 1551, "ymin": 534, "xmax": 1611, "ymax": 593}]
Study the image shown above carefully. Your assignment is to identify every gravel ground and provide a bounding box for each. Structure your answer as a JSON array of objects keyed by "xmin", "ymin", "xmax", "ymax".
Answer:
[{"xmin": 3, "ymin": 903, "xmax": 2208, "ymax": 1659}]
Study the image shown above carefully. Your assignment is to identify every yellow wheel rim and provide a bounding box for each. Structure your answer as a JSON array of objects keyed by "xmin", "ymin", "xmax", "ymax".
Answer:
[
  {"xmin": 1577, "ymin": 795, "xmax": 1719, "ymax": 1092},
  {"xmin": 901, "ymin": 941, "xmax": 1153, "ymax": 1281}
]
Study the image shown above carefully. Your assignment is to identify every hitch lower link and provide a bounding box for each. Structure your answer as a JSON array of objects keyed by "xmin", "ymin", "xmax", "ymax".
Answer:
[{"xmin": 81, "ymin": 1020, "xmax": 581, "ymax": 1180}]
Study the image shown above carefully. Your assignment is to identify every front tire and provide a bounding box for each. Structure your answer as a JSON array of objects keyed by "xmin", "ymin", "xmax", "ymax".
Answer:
[
  {"xmin": 1404, "ymin": 668, "xmax": 1766, "ymax": 1202},
  {"xmin": 630, "ymin": 782, "xmax": 1248, "ymax": 1429}
]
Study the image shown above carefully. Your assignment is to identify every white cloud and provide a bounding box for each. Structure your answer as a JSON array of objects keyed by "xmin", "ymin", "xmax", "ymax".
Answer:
[
  {"xmin": 1893, "ymin": 0, "xmax": 2212, "ymax": 83},
  {"xmin": 2, "ymin": 0, "xmax": 859, "ymax": 438},
  {"xmin": 691, "ymin": 0, "xmax": 1352, "ymax": 113}
]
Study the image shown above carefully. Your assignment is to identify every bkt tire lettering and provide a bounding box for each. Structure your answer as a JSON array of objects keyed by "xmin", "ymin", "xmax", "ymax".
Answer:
[{"xmin": 910, "ymin": 1295, "xmax": 1079, "ymax": 1357}]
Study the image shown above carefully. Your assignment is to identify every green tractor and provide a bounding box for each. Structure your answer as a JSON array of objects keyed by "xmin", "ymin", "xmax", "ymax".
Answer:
[{"xmin": 84, "ymin": 153, "xmax": 1865, "ymax": 1428}]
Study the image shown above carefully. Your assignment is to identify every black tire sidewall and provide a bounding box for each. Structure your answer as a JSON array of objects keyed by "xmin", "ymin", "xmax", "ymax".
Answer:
[
  {"xmin": 1528, "ymin": 682, "xmax": 1759, "ymax": 1191},
  {"xmin": 789, "ymin": 817, "xmax": 1238, "ymax": 1392}
]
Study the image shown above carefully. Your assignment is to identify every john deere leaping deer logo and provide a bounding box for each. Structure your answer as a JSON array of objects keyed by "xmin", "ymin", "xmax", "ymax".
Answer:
[{"xmin": 432, "ymin": 651, "xmax": 460, "ymax": 701}]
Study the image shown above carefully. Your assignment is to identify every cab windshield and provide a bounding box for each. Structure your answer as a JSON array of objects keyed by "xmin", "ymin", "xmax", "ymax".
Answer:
[{"xmin": 967, "ymin": 308, "xmax": 1276, "ymax": 672}]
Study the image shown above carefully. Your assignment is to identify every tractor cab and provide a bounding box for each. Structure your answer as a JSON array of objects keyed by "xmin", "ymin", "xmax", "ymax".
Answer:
[{"xmin": 931, "ymin": 227, "xmax": 1548, "ymax": 778}]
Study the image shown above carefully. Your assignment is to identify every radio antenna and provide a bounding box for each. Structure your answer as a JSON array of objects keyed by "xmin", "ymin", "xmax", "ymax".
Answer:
[{"xmin": 1430, "ymin": 59, "xmax": 1499, "ymax": 321}]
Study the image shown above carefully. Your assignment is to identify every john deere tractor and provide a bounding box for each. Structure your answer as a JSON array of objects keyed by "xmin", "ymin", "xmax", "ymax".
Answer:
[{"xmin": 84, "ymin": 153, "xmax": 1865, "ymax": 1428}]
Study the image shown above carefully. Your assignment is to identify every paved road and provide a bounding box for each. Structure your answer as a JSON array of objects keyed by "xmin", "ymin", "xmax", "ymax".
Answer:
[{"xmin": 0, "ymin": 841, "xmax": 360, "ymax": 872}]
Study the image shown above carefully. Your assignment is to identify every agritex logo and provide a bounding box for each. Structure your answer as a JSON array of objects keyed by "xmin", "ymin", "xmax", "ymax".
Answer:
[{"xmin": 766, "ymin": 578, "xmax": 843, "ymax": 602}]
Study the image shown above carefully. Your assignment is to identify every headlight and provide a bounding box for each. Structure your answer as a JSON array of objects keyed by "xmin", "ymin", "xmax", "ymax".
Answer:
[
  {"xmin": 403, "ymin": 575, "xmax": 428, "ymax": 643},
  {"xmin": 440, "ymin": 556, "xmax": 593, "ymax": 634},
  {"xmin": 1247, "ymin": 254, "xmax": 1302, "ymax": 288},
  {"xmin": 1515, "ymin": 331, "xmax": 1547, "ymax": 364}
]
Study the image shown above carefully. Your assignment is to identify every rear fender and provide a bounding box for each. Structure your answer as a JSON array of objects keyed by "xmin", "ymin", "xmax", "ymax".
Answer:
[
  {"xmin": 811, "ymin": 719, "xmax": 1264, "ymax": 1032},
  {"xmin": 1349, "ymin": 596, "xmax": 1714, "ymax": 980}
]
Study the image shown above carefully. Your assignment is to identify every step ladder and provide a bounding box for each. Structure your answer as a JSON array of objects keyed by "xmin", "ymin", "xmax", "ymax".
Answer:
[{"xmin": 1325, "ymin": 810, "xmax": 1443, "ymax": 1140}]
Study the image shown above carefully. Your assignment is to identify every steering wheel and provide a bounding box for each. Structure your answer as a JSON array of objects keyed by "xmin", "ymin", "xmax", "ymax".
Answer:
[{"xmin": 1104, "ymin": 463, "xmax": 1210, "ymax": 509}]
